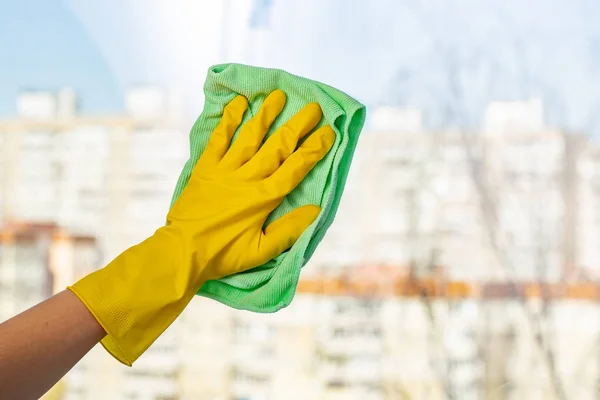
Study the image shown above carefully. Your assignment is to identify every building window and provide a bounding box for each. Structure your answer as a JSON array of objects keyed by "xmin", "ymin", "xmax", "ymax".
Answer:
[{"xmin": 326, "ymin": 380, "xmax": 347, "ymax": 389}]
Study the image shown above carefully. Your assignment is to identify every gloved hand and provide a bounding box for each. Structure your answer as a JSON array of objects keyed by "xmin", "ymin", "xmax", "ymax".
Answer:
[{"xmin": 68, "ymin": 90, "xmax": 335, "ymax": 366}]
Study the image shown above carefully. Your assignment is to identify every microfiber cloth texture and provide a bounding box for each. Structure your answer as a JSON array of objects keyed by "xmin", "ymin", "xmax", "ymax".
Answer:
[{"xmin": 170, "ymin": 63, "xmax": 366, "ymax": 313}]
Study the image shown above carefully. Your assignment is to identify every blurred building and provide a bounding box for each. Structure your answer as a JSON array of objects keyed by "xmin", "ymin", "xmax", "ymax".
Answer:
[
  {"xmin": 0, "ymin": 87, "xmax": 186, "ymax": 255},
  {"xmin": 173, "ymin": 274, "xmax": 600, "ymax": 400},
  {"xmin": 0, "ymin": 87, "xmax": 187, "ymax": 400},
  {"xmin": 0, "ymin": 222, "xmax": 96, "ymax": 320},
  {"xmin": 0, "ymin": 223, "xmax": 52, "ymax": 320},
  {"xmin": 484, "ymin": 98, "xmax": 545, "ymax": 134},
  {"xmin": 577, "ymin": 145, "xmax": 600, "ymax": 279},
  {"xmin": 1, "ymin": 94, "xmax": 600, "ymax": 400},
  {"xmin": 310, "ymin": 101, "xmax": 600, "ymax": 283}
]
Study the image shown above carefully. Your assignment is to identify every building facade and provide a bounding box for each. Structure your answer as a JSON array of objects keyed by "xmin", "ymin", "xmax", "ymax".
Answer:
[{"xmin": 1, "ymin": 94, "xmax": 600, "ymax": 400}]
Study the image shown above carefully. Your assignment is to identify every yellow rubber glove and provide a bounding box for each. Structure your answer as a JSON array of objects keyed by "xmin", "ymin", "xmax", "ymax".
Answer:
[{"xmin": 68, "ymin": 90, "xmax": 335, "ymax": 366}]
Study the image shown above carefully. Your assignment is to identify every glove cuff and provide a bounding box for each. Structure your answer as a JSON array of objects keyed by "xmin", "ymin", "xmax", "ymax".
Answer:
[{"xmin": 68, "ymin": 229, "xmax": 201, "ymax": 365}]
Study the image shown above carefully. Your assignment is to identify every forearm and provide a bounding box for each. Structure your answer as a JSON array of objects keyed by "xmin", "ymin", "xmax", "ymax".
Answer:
[{"xmin": 0, "ymin": 290, "xmax": 106, "ymax": 400}]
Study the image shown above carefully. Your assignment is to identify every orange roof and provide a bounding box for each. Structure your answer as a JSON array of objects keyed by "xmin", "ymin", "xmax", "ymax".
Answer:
[
  {"xmin": 0, "ymin": 221, "xmax": 95, "ymax": 243},
  {"xmin": 298, "ymin": 275, "xmax": 600, "ymax": 300}
]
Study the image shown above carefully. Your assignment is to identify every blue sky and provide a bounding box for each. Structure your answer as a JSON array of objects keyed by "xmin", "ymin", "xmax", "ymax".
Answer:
[
  {"xmin": 2, "ymin": 0, "xmax": 600, "ymax": 135},
  {"xmin": 0, "ymin": 0, "xmax": 122, "ymax": 115}
]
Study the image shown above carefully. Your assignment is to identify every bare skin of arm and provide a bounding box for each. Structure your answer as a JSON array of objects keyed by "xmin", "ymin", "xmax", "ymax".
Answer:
[{"xmin": 0, "ymin": 290, "xmax": 105, "ymax": 400}]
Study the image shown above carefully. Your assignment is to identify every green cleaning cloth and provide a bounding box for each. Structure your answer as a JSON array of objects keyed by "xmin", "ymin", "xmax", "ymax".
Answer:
[{"xmin": 170, "ymin": 63, "xmax": 366, "ymax": 313}]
